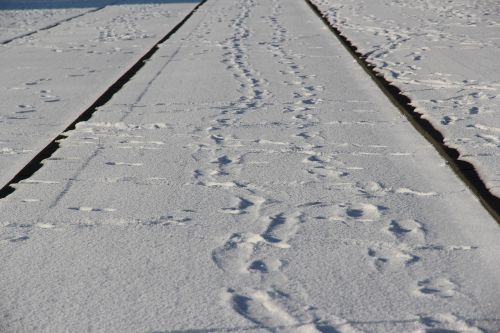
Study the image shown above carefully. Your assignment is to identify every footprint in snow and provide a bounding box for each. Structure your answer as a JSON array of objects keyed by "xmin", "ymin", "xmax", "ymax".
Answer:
[
  {"xmin": 221, "ymin": 196, "xmax": 255, "ymax": 215},
  {"xmin": 225, "ymin": 289, "xmax": 308, "ymax": 332},
  {"xmin": 417, "ymin": 313, "xmax": 482, "ymax": 333},
  {"xmin": 16, "ymin": 104, "xmax": 36, "ymax": 114},
  {"xmin": 346, "ymin": 203, "xmax": 385, "ymax": 222},
  {"xmin": 9, "ymin": 235, "xmax": 30, "ymax": 243},
  {"xmin": 211, "ymin": 233, "xmax": 264, "ymax": 273},
  {"xmin": 225, "ymin": 288, "xmax": 336, "ymax": 332},
  {"xmin": 247, "ymin": 259, "xmax": 269, "ymax": 273},
  {"xmin": 414, "ymin": 277, "xmax": 458, "ymax": 298},
  {"xmin": 358, "ymin": 181, "xmax": 389, "ymax": 197},
  {"xmin": 261, "ymin": 212, "xmax": 304, "ymax": 249},
  {"xmin": 40, "ymin": 90, "xmax": 61, "ymax": 102},
  {"xmin": 469, "ymin": 106, "xmax": 479, "ymax": 114},
  {"xmin": 367, "ymin": 246, "xmax": 420, "ymax": 272},
  {"xmin": 247, "ymin": 258, "xmax": 284, "ymax": 274},
  {"xmin": 441, "ymin": 115, "xmax": 458, "ymax": 125},
  {"xmin": 302, "ymin": 154, "xmax": 327, "ymax": 165},
  {"xmin": 386, "ymin": 219, "xmax": 426, "ymax": 243},
  {"xmin": 25, "ymin": 78, "xmax": 51, "ymax": 86},
  {"xmin": 306, "ymin": 166, "xmax": 348, "ymax": 181},
  {"xmin": 141, "ymin": 214, "xmax": 192, "ymax": 226}
]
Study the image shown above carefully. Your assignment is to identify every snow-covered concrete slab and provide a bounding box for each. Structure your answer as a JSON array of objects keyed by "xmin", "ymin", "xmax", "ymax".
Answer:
[
  {"xmin": 311, "ymin": 0, "xmax": 500, "ymax": 197},
  {"xmin": 0, "ymin": 0, "xmax": 118, "ymax": 44},
  {"xmin": 1, "ymin": 7, "xmax": 95, "ymax": 44},
  {"xmin": 0, "ymin": 1, "xmax": 200, "ymax": 189},
  {"xmin": 1, "ymin": 0, "xmax": 499, "ymax": 332}
]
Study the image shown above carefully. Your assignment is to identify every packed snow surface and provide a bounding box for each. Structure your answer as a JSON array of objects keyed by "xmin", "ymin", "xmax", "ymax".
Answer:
[
  {"xmin": 0, "ymin": 1, "xmax": 199, "ymax": 189},
  {"xmin": 312, "ymin": 0, "xmax": 500, "ymax": 197},
  {"xmin": 0, "ymin": 7, "xmax": 92, "ymax": 43},
  {"xmin": 1, "ymin": 0, "xmax": 499, "ymax": 332},
  {"xmin": 0, "ymin": 1, "xmax": 121, "ymax": 43}
]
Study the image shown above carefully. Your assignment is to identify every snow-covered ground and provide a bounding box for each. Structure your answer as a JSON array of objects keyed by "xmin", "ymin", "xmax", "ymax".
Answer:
[
  {"xmin": 1, "ymin": 0, "xmax": 499, "ymax": 332},
  {"xmin": 1, "ymin": 8, "xmax": 92, "ymax": 43},
  {"xmin": 311, "ymin": 0, "xmax": 500, "ymax": 197},
  {"xmin": 0, "ymin": 0, "xmax": 116, "ymax": 44},
  {"xmin": 0, "ymin": 1, "xmax": 199, "ymax": 189}
]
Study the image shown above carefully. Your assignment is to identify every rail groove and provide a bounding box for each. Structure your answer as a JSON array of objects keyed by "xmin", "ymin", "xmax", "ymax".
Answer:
[
  {"xmin": 305, "ymin": 0, "xmax": 500, "ymax": 223},
  {"xmin": 0, "ymin": 0, "xmax": 207, "ymax": 198}
]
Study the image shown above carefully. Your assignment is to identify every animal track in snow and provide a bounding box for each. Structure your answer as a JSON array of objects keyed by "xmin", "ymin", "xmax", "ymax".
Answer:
[
  {"xmin": 141, "ymin": 213, "xmax": 192, "ymax": 226},
  {"xmin": 225, "ymin": 288, "xmax": 312, "ymax": 332},
  {"xmin": 247, "ymin": 258, "xmax": 284, "ymax": 274},
  {"xmin": 302, "ymin": 153, "xmax": 328, "ymax": 165},
  {"xmin": 221, "ymin": 196, "xmax": 255, "ymax": 215},
  {"xmin": 69, "ymin": 206, "xmax": 116, "ymax": 212},
  {"xmin": 24, "ymin": 78, "xmax": 51, "ymax": 86},
  {"xmin": 105, "ymin": 161, "xmax": 143, "ymax": 166},
  {"xmin": 225, "ymin": 286, "xmax": 345, "ymax": 333},
  {"xmin": 367, "ymin": 245, "xmax": 420, "ymax": 272},
  {"xmin": 306, "ymin": 166, "xmax": 348, "ymax": 182},
  {"xmin": 417, "ymin": 313, "xmax": 482, "ymax": 333},
  {"xmin": 212, "ymin": 233, "xmax": 265, "ymax": 273},
  {"xmin": 211, "ymin": 154, "xmax": 243, "ymax": 176},
  {"xmin": 16, "ymin": 104, "xmax": 36, "ymax": 113},
  {"xmin": 247, "ymin": 259, "xmax": 269, "ymax": 273},
  {"xmin": 441, "ymin": 115, "xmax": 460, "ymax": 125},
  {"xmin": 387, "ymin": 219, "xmax": 426, "ymax": 243},
  {"xmin": 8, "ymin": 235, "xmax": 30, "ymax": 243},
  {"xmin": 262, "ymin": 212, "xmax": 304, "ymax": 249},
  {"xmin": 212, "ymin": 212, "xmax": 299, "ymax": 273},
  {"xmin": 414, "ymin": 277, "xmax": 458, "ymax": 298},
  {"xmin": 346, "ymin": 203, "xmax": 384, "ymax": 222},
  {"xmin": 358, "ymin": 181, "xmax": 389, "ymax": 197},
  {"xmin": 39, "ymin": 89, "xmax": 61, "ymax": 102},
  {"xmin": 476, "ymin": 133, "xmax": 500, "ymax": 145}
]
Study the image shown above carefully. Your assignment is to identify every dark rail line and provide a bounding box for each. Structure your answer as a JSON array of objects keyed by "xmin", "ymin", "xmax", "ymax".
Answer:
[
  {"xmin": 0, "ymin": 0, "xmax": 207, "ymax": 198},
  {"xmin": 305, "ymin": 0, "xmax": 500, "ymax": 223}
]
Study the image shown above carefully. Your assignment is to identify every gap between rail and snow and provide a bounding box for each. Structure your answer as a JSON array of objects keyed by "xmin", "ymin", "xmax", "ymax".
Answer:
[
  {"xmin": 0, "ymin": 0, "xmax": 207, "ymax": 198},
  {"xmin": 305, "ymin": 0, "xmax": 500, "ymax": 224}
]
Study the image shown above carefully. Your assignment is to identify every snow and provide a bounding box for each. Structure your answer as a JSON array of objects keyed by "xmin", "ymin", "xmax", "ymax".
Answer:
[
  {"xmin": 0, "ymin": 8, "xmax": 91, "ymax": 43},
  {"xmin": 1, "ymin": 0, "xmax": 499, "ymax": 332},
  {"xmin": 0, "ymin": 1, "xmax": 200, "ymax": 189},
  {"xmin": 0, "ymin": 1, "xmax": 117, "ymax": 44},
  {"xmin": 311, "ymin": 0, "xmax": 500, "ymax": 197}
]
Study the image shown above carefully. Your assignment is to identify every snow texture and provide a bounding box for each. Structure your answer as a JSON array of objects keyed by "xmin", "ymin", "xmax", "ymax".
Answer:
[
  {"xmin": 0, "ymin": 0, "xmax": 499, "ymax": 332},
  {"xmin": 0, "ymin": 1, "xmax": 199, "ymax": 189},
  {"xmin": 312, "ymin": 0, "xmax": 500, "ymax": 197},
  {"xmin": 1, "ymin": 7, "xmax": 91, "ymax": 43}
]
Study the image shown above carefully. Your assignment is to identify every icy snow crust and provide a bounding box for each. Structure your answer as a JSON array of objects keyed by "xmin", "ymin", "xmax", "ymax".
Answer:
[
  {"xmin": 0, "ymin": 0, "xmax": 499, "ymax": 332},
  {"xmin": 0, "ymin": 1, "xmax": 199, "ymax": 189},
  {"xmin": 312, "ymin": 0, "xmax": 500, "ymax": 197}
]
